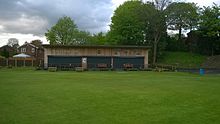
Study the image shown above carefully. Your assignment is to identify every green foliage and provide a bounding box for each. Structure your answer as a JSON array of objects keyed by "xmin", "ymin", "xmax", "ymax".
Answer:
[
  {"xmin": 30, "ymin": 40, "xmax": 42, "ymax": 47},
  {"xmin": 107, "ymin": 1, "xmax": 149, "ymax": 45},
  {"xmin": 187, "ymin": 31, "xmax": 220, "ymax": 55},
  {"xmin": 199, "ymin": 4, "xmax": 220, "ymax": 37},
  {"xmin": 157, "ymin": 51, "xmax": 206, "ymax": 68},
  {"xmin": 165, "ymin": 2, "xmax": 199, "ymax": 40},
  {"xmin": 186, "ymin": 4, "xmax": 220, "ymax": 55},
  {"xmin": 75, "ymin": 31, "xmax": 91, "ymax": 45},
  {"xmin": 148, "ymin": 9, "xmax": 167, "ymax": 64},
  {"xmin": 199, "ymin": 4, "xmax": 220, "ymax": 55},
  {"xmin": 45, "ymin": 16, "xmax": 90, "ymax": 45},
  {"xmin": 1, "ymin": 69, "xmax": 220, "ymax": 123},
  {"xmin": 107, "ymin": 1, "xmax": 168, "ymax": 64},
  {"xmin": 89, "ymin": 32, "xmax": 107, "ymax": 45},
  {"xmin": 1, "ymin": 48, "xmax": 9, "ymax": 58},
  {"xmin": 165, "ymin": 36, "xmax": 188, "ymax": 52}
]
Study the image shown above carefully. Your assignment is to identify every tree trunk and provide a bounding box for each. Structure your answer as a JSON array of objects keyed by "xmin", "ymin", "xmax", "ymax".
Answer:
[
  {"xmin": 178, "ymin": 26, "xmax": 182, "ymax": 41},
  {"xmin": 153, "ymin": 42, "xmax": 158, "ymax": 65},
  {"xmin": 152, "ymin": 31, "xmax": 161, "ymax": 65},
  {"xmin": 211, "ymin": 47, "xmax": 214, "ymax": 56},
  {"xmin": 6, "ymin": 58, "xmax": 9, "ymax": 67}
]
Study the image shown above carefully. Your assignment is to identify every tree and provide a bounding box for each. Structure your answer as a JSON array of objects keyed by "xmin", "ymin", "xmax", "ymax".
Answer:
[
  {"xmin": 90, "ymin": 32, "xmax": 107, "ymax": 45},
  {"xmin": 197, "ymin": 3, "xmax": 220, "ymax": 55},
  {"xmin": 108, "ymin": 1, "xmax": 168, "ymax": 64},
  {"xmin": 142, "ymin": 1, "xmax": 168, "ymax": 64},
  {"xmin": 107, "ymin": 1, "xmax": 147, "ymax": 45},
  {"xmin": 74, "ymin": 31, "xmax": 91, "ymax": 45},
  {"xmin": 45, "ymin": 16, "xmax": 90, "ymax": 45},
  {"xmin": 30, "ymin": 40, "xmax": 42, "ymax": 47},
  {"xmin": 199, "ymin": 3, "xmax": 220, "ymax": 37},
  {"xmin": 153, "ymin": 0, "xmax": 172, "ymax": 11},
  {"xmin": 7, "ymin": 38, "xmax": 19, "ymax": 48},
  {"xmin": 185, "ymin": 3, "xmax": 220, "ymax": 56},
  {"xmin": 165, "ymin": 2, "xmax": 199, "ymax": 41},
  {"xmin": 149, "ymin": 10, "xmax": 167, "ymax": 64},
  {"xmin": 1, "ymin": 48, "xmax": 9, "ymax": 58}
]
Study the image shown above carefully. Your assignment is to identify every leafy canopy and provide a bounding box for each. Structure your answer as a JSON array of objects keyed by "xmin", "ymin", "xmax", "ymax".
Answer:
[
  {"xmin": 45, "ymin": 16, "xmax": 90, "ymax": 45},
  {"xmin": 107, "ymin": 1, "xmax": 149, "ymax": 45},
  {"xmin": 199, "ymin": 3, "xmax": 220, "ymax": 37},
  {"xmin": 165, "ymin": 2, "xmax": 199, "ymax": 40}
]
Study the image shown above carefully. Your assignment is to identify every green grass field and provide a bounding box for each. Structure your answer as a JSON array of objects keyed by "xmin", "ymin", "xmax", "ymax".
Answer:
[{"xmin": 0, "ymin": 68, "xmax": 220, "ymax": 124}]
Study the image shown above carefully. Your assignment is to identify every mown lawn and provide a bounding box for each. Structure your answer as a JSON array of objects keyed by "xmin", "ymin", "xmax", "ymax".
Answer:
[{"xmin": 0, "ymin": 68, "xmax": 220, "ymax": 124}]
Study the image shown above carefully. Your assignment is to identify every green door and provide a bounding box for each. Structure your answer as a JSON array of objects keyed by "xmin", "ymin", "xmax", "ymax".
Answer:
[
  {"xmin": 87, "ymin": 56, "xmax": 111, "ymax": 69},
  {"xmin": 113, "ymin": 56, "xmax": 144, "ymax": 69},
  {"xmin": 48, "ymin": 56, "xmax": 82, "ymax": 67}
]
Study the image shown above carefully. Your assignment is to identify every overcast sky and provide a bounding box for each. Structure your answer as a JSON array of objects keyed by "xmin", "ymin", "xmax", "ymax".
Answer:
[{"xmin": 0, "ymin": 0, "xmax": 219, "ymax": 47}]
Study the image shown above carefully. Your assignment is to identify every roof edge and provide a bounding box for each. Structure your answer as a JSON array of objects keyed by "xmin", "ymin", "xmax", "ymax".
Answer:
[{"xmin": 42, "ymin": 44, "xmax": 151, "ymax": 49}]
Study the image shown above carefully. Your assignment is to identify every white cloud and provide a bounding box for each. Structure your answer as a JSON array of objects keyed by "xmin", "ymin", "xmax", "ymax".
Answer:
[
  {"xmin": 0, "ymin": 33, "xmax": 48, "ymax": 47},
  {"xmin": 0, "ymin": 25, "xmax": 4, "ymax": 31},
  {"xmin": 187, "ymin": 0, "xmax": 220, "ymax": 6},
  {"xmin": 0, "ymin": 14, "xmax": 48, "ymax": 35},
  {"xmin": 112, "ymin": 0, "xmax": 127, "ymax": 8}
]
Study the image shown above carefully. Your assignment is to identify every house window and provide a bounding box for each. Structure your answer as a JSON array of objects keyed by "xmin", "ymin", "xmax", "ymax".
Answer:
[
  {"xmin": 32, "ymin": 48, "xmax": 35, "ymax": 53},
  {"xmin": 97, "ymin": 49, "xmax": 101, "ymax": 55},
  {"xmin": 21, "ymin": 48, "xmax": 26, "ymax": 53}
]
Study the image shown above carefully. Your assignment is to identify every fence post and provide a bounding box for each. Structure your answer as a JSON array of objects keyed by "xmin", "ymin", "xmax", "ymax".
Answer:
[{"xmin": 6, "ymin": 58, "xmax": 8, "ymax": 66}]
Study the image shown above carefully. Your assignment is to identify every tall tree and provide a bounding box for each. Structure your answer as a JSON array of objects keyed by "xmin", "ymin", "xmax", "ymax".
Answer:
[
  {"xmin": 107, "ymin": 1, "xmax": 146, "ymax": 45},
  {"xmin": 165, "ymin": 2, "xmax": 199, "ymax": 41},
  {"xmin": 141, "ymin": 1, "xmax": 168, "ymax": 64},
  {"xmin": 149, "ymin": 10, "xmax": 167, "ymax": 64},
  {"xmin": 108, "ymin": 0, "xmax": 168, "ymax": 64},
  {"xmin": 45, "ymin": 16, "xmax": 90, "ymax": 45},
  {"xmin": 198, "ymin": 3, "xmax": 220, "ymax": 55},
  {"xmin": 199, "ymin": 3, "xmax": 220, "ymax": 37},
  {"xmin": 185, "ymin": 3, "xmax": 220, "ymax": 55}
]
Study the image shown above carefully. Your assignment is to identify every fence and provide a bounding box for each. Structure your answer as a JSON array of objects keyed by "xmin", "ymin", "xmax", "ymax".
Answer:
[{"xmin": 0, "ymin": 58, "xmax": 43, "ymax": 67}]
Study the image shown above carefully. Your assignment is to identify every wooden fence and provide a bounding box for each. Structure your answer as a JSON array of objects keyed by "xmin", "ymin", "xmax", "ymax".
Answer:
[{"xmin": 0, "ymin": 58, "xmax": 43, "ymax": 67}]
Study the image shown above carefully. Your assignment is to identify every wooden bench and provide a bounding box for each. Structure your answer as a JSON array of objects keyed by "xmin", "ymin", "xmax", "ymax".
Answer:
[
  {"xmin": 97, "ymin": 63, "xmax": 107, "ymax": 68},
  {"xmin": 97, "ymin": 63, "xmax": 108, "ymax": 71},
  {"xmin": 123, "ymin": 63, "xmax": 133, "ymax": 69},
  {"xmin": 48, "ymin": 67, "xmax": 57, "ymax": 72},
  {"xmin": 75, "ymin": 67, "xmax": 84, "ymax": 72}
]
